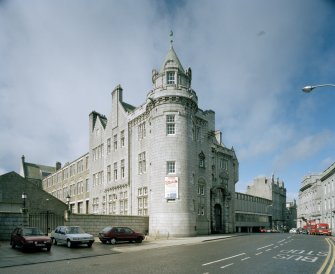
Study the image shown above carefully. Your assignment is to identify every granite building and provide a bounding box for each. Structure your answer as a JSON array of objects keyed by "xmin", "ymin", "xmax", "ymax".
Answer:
[{"xmin": 43, "ymin": 42, "xmax": 239, "ymax": 237}]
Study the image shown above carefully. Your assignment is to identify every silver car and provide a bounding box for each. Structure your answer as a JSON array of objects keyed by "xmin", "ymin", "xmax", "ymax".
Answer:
[{"xmin": 51, "ymin": 226, "xmax": 94, "ymax": 248}]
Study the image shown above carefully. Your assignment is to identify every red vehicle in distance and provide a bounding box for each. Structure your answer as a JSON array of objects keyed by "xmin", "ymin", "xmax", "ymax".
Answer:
[{"xmin": 309, "ymin": 223, "xmax": 332, "ymax": 236}]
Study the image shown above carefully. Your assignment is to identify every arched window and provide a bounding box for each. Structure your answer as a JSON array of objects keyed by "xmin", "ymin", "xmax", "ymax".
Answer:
[{"xmin": 199, "ymin": 152, "xmax": 205, "ymax": 168}]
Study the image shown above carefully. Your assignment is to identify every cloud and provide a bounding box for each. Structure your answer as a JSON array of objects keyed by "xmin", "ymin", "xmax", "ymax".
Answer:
[
  {"xmin": 0, "ymin": 0, "xmax": 335, "ymax": 201},
  {"xmin": 273, "ymin": 130, "xmax": 334, "ymax": 171}
]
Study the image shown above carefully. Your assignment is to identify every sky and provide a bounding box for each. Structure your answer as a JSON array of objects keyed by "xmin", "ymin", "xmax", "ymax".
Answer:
[{"xmin": 1, "ymin": 0, "xmax": 335, "ymax": 201}]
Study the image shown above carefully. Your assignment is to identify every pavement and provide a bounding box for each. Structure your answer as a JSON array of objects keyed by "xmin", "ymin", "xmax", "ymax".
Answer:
[
  {"xmin": 0, "ymin": 234, "xmax": 241, "ymax": 268},
  {"xmin": 110, "ymin": 233, "xmax": 240, "ymax": 252}
]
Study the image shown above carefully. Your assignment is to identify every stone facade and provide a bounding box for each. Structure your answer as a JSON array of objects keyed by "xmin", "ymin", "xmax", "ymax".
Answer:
[
  {"xmin": 234, "ymin": 192, "xmax": 272, "ymax": 232},
  {"xmin": 42, "ymin": 43, "xmax": 239, "ymax": 237},
  {"xmin": 320, "ymin": 163, "xmax": 335, "ymax": 234},
  {"xmin": 298, "ymin": 163, "xmax": 335, "ymax": 235},
  {"xmin": 297, "ymin": 174, "xmax": 321, "ymax": 227},
  {"xmin": 246, "ymin": 175, "xmax": 286, "ymax": 230},
  {"xmin": 42, "ymin": 153, "xmax": 90, "ymax": 214},
  {"xmin": 0, "ymin": 172, "xmax": 68, "ymax": 239}
]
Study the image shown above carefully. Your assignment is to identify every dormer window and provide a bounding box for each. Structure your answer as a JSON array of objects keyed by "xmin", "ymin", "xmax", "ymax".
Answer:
[{"xmin": 167, "ymin": 71, "xmax": 175, "ymax": 84}]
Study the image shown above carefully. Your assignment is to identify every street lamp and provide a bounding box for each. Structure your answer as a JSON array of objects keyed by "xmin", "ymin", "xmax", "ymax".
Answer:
[
  {"xmin": 21, "ymin": 192, "xmax": 27, "ymax": 212},
  {"xmin": 66, "ymin": 194, "xmax": 71, "ymax": 212},
  {"xmin": 302, "ymin": 84, "xmax": 335, "ymax": 93}
]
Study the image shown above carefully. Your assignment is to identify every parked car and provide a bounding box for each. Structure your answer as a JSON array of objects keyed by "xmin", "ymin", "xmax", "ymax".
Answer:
[
  {"xmin": 51, "ymin": 226, "xmax": 94, "ymax": 248},
  {"xmin": 10, "ymin": 226, "xmax": 52, "ymax": 251},
  {"xmin": 98, "ymin": 226, "xmax": 145, "ymax": 245},
  {"xmin": 289, "ymin": 228, "xmax": 297, "ymax": 234}
]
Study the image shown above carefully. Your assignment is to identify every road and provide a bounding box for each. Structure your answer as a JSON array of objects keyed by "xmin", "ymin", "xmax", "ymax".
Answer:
[{"xmin": 0, "ymin": 233, "xmax": 334, "ymax": 274}]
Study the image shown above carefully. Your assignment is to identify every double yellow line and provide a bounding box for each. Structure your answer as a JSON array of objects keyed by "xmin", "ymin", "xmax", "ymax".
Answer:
[{"xmin": 317, "ymin": 237, "xmax": 335, "ymax": 274}]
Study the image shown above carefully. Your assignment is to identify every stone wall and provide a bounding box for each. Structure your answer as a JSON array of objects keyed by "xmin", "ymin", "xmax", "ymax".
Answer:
[
  {"xmin": 0, "ymin": 212, "xmax": 26, "ymax": 240},
  {"xmin": 65, "ymin": 214, "xmax": 149, "ymax": 237}
]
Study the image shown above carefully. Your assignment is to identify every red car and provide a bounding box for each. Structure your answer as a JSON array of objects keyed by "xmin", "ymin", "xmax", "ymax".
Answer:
[
  {"xmin": 98, "ymin": 226, "xmax": 145, "ymax": 245},
  {"xmin": 10, "ymin": 226, "xmax": 52, "ymax": 251}
]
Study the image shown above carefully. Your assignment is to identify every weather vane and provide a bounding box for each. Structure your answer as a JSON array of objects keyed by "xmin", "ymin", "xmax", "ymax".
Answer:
[{"xmin": 170, "ymin": 30, "xmax": 173, "ymax": 46}]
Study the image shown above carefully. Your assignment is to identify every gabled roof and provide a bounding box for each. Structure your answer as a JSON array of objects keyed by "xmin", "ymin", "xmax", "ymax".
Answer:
[
  {"xmin": 23, "ymin": 162, "xmax": 55, "ymax": 181},
  {"xmin": 122, "ymin": 102, "xmax": 136, "ymax": 112},
  {"xmin": 91, "ymin": 111, "xmax": 108, "ymax": 129}
]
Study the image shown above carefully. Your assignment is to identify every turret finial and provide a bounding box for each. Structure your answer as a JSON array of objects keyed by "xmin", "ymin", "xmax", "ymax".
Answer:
[{"xmin": 169, "ymin": 30, "xmax": 173, "ymax": 47}]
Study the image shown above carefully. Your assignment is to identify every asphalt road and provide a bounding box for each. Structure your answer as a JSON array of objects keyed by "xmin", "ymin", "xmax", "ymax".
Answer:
[{"xmin": 1, "ymin": 234, "xmax": 334, "ymax": 274}]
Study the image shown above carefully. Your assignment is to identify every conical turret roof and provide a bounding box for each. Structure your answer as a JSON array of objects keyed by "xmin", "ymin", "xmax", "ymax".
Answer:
[{"xmin": 159, "ymin": 45, "xmax": 185, "ymax": 73}]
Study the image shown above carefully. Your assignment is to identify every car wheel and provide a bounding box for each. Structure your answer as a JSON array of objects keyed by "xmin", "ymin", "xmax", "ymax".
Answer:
[
  {"xmin": 87, "ymin": 242, "xmax": 93, "ymax": 247},
  {"xmin": 67, "ymin": 240, "xmax": 72, "ymax": 248},
  {"xmin": 110, "ymin": 238, "xmax": 117, "ymax": 245},
  {"xmin": 11, "ymin": 241, "xmax": 16, "ymax": 249},
  {"xmin": 47, "ymin": 246, "xmax": 51, "ymax": 251},
  {"xmin": 135, "ymin": 238, "xmax": 143, "ymax": 243},
  {"xmin": 53, "ymin": 238, "xmax": 57, "ymax": 245},
  {"xmin": 101, "ymin": 240, "xmax": 106, "ymax": 244}
]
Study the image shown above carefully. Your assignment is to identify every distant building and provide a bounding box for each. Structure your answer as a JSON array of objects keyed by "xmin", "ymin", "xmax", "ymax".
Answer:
[
  {"xmin": 234, "ymin": 192, "xmax": 272, "ymax": 232},
  {"xmin": 285, "ymin": 200, "xmax": 297, "ymax": 230},
  {"xmin": 320, "ymin": 163, "xmax": 335, "ymax": 235},
  {"xmin": 20, "ymin": 155, "xmax": 59, "ymax": 188},
  {"xmin": 42, "ymin": 41, "xmax": 239, "ymax": 237},
  {"xmin": 297, "ymin": 174, "xmax": 321, "ymax": 228},
  {"xmin": 297, "ymin": 163, "xmax": 335, "ymax": 235},
  {"xmin": 246, "ymin": 175, "xmax": 286, "ymax": 230}
]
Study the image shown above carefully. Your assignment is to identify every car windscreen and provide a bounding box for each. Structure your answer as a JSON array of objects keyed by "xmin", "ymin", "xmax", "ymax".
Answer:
[
  {"xmin": 66, "ymin": 227, "xmax": 85, "ymax": 234},
  {"xmin": 22, "ymin": 228, "xmax": 44, "ymax": 236},
  {"xmin": 102, "ymin": 226, "xmax": 113, "ymax": 233}
]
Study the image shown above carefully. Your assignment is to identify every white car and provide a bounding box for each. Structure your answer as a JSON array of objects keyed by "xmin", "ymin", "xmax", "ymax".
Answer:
[
  {"xmin": 51, "ymin": 226, "xmax": 94, "ymax": 248},
  {"xmin": 289, "ymin": 228, "xmax": 297, "ymax": 234}
]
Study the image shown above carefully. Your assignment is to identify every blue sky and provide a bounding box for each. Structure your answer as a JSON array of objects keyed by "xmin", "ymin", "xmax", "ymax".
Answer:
[{"xmin": 1, "ymin": 0, "xmax": 335, "ymax": 201}]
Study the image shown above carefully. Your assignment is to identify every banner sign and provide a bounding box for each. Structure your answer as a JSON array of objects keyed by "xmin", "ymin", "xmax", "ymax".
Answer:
[{"xmin": 165, "ymin": 177, "xmax": 178, "ymax": 200}]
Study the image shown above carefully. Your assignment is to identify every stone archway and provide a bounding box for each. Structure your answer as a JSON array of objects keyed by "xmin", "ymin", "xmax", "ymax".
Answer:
[
  {"xmin": 210, "ymin": 185, "xmax": 232, "ymax": 234},
  {"xmin": 214, "ymin": 204, "xmax": 222, "ymax": 233}
]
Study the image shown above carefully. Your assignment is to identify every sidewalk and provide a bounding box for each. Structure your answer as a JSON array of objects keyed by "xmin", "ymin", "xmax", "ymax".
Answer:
[{"xmin": 108, "ymin": 233, "xmax": 241, "ymax": 252}]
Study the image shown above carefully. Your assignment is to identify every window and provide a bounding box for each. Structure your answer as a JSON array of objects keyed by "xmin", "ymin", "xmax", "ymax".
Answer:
[
  {"xmin": 107, "ymin": 138, "xmax": 111, "ymax": 154},
  {"xmin": 138, "ymin": 122, "xmax": 146, "ymax": 140},
  {"xmin": 138, "ymin": 187, "xmax": 148, "ymax": 216},
  {"xmin": 121, "ymin": 130, "xmax": 125, "ymax": 147},
  {"xmin": 107, "ymin": 165, "xmax": 111, "ymax": 182},
  {"xmin": 121, "ymin": 159, "xmax": 125, "ymax": 179},
  {"xmin": 166, "ymin": 115, "xmax": 175, "ymax": 135},
  {"xmin": 138, "ymin": 152, "xmax": 146, "ymax": 174},
  {"xmin": 119, "ymin": 191, "xmax": 128, "ymax": 215},
  {"xmin": 198, "ymin": 185, "xmax": 205, "ymax": 195},
  {"xmin": 113, "ymin": 134, "xmax": 117, "ymax": 151},
  {"xmin": 167, "ymin": 71, "xmax": 175, "ymax": 84},
  {"xmin": 92, "ymin": 197, "xmax": 99, "ymax": 213},
  {"xmin": 167, "ymin": 161, "xmax": 176, "ymax": 174},
  {"xmin": 77, "ymin": 181, "xmax": 83, "ymax": 194},
  {"xmin": 199, "ymin": 152, "xmax": 205, "ymax": 168},
  {"xmin": 85, "ymin": 179, "xmax": 89, "ymax": 192},
  {"xmin": 113, "ymin": 162, "xmax": 118, "ymax": 181}
]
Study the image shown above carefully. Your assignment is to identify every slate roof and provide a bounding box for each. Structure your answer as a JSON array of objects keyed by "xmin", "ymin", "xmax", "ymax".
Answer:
[{"xmin": 160, "ymin": 45, "xmax": 185, "ymax": 73}]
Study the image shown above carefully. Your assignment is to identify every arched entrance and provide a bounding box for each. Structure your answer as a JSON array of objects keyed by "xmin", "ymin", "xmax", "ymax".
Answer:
[{"xmin": 214, "ymin": 204, "xmax": 222, "ymax": 233}]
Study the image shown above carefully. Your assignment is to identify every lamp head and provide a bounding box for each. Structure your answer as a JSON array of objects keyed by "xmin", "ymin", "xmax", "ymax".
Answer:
[{"xmin": 302, "ymin": 86, "xmax": 314, "ymax": 93}]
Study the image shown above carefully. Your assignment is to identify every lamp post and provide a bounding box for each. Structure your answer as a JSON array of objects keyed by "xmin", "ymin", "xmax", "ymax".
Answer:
[
  {"xmin": 302, "ymin": 84, "xmax": 335, "ymax": 93},
  {"xmin": 21, "ymin": 192, "xmax": 27, "ymax": 212},
  {"xmin": 66, "ymin": 194, "xmax": 71, "ymax": 213},
  {"xmin": 21, "ymin": 192, "xmax": 28, "ymax": 226},
  {"xmin": 46, "ymin": 198, "xmax": 49, "ymax": 234}
]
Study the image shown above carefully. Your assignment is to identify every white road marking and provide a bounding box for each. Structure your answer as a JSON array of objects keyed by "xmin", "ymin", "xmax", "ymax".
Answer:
[
  {"xmin": 220, "ymin": 263, "xmax": 234, "ymax": 269},
  {"xmin": 277, "ymin": 239, "xmax": 286, "ymax": 243},
  {"xmin": 265, "ymin": 249, "xmax": 272, "ymax": 252},
  {"xmin": 241, "ymin": 257, "xmax": 251, "ymax": 261},
  {"xmin": 202, "ymin": 253, "xmax": 246, "ymax": 266},
  {"xmin": 256, "ymin": 252, "xmax": 263, "ymax": 255},
  {"xmin": 257, "ymin": 244, "xmax": 274, "ymax": 250}
]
